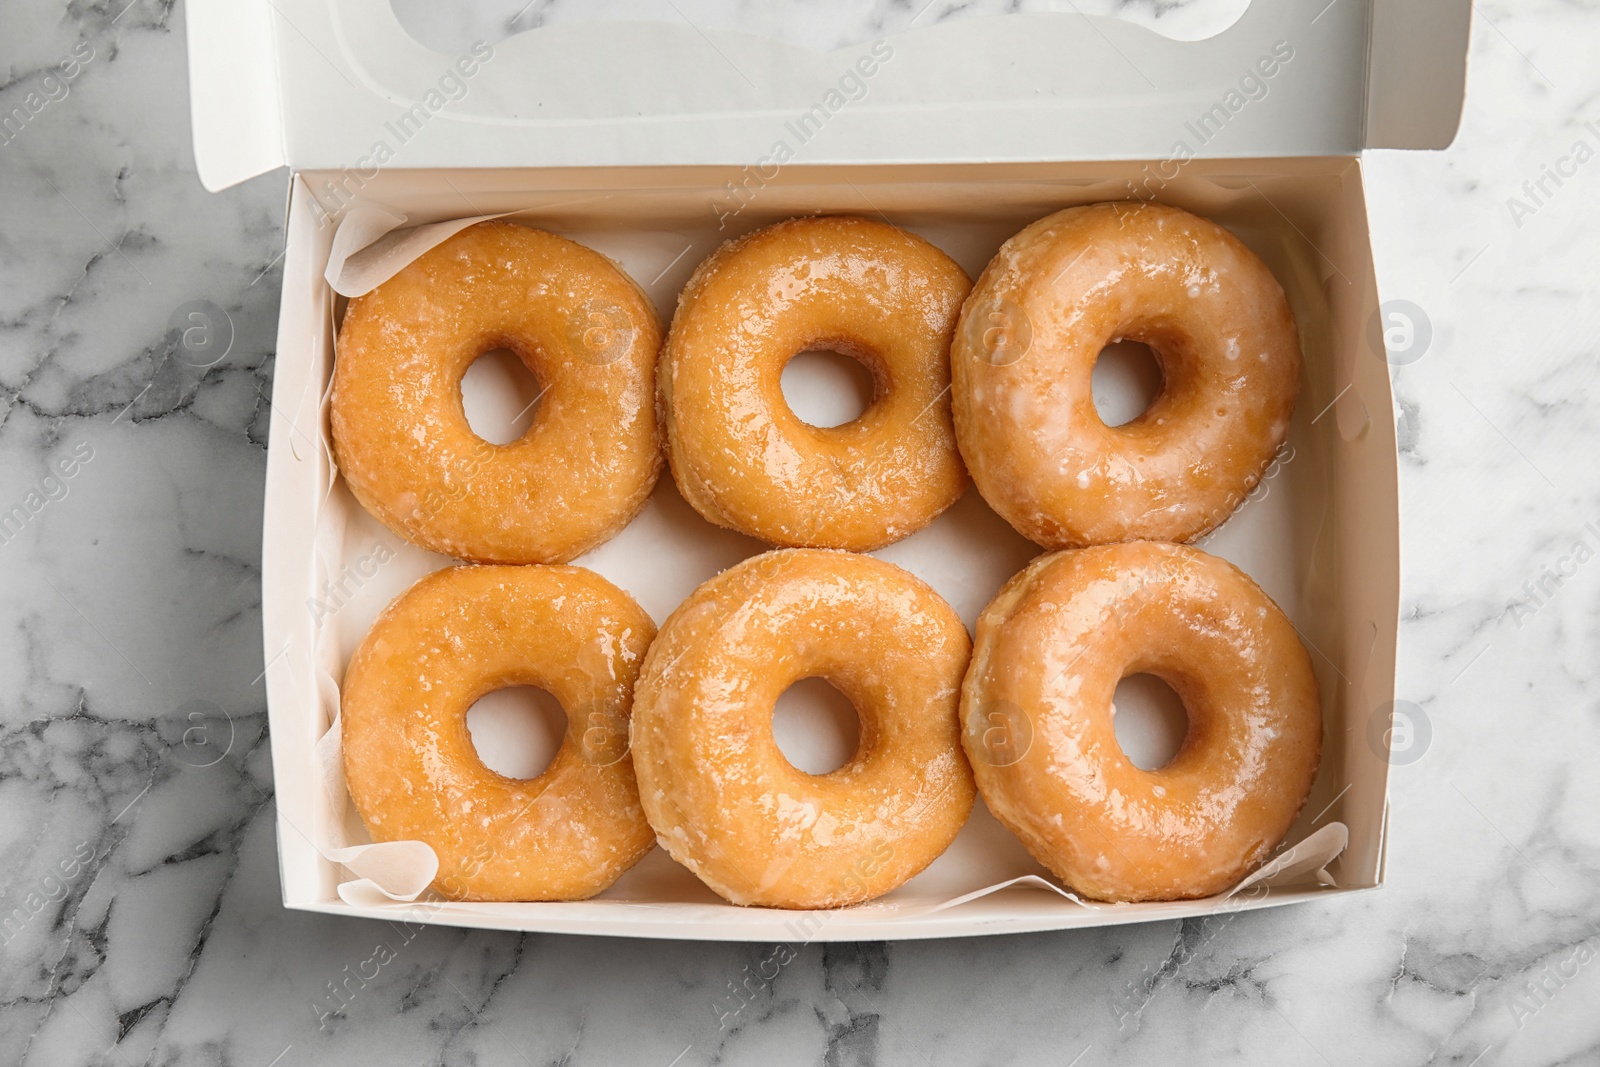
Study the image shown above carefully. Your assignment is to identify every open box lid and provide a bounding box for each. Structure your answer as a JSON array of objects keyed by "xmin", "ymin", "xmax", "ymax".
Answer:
[{"xmin": 187, "ymin": 0, "xmax": 1470, "ymax": 192}]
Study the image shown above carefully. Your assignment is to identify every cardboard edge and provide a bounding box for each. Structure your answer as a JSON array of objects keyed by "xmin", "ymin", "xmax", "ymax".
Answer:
[
  {"xmin": 1330, "ymin": 155, "xmax": 1400, "ymax": 888},
  {"xmin": 281, "ymin": 883, "xmax": 1374, "ymax": 942},
  {"xmin": 263, "ymin": 174, "xmax": 335, "ymax": 906}
]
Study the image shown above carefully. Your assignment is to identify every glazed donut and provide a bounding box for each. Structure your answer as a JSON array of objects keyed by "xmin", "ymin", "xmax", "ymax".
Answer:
[
  {"xmin": 952, "ymin": 202, "xmax": 1300, "ymax": 548},
  {"xmin": 631, "ymin": 549, "xmax": 974, "ymax": 908},
  {"xmin": 659, "ymin": 216, "xmax": 970, "ymax": 551},
  {"xmin": 332, "ymin": 221, "xmax": 662, "ymax": 564},
  {"xmin": 342, "ymin": 564, "xmax": 657, "ymax": 901},
  {"xmin": 961, "ymin": 541, "xmax": 1321, "ymax": 902}
]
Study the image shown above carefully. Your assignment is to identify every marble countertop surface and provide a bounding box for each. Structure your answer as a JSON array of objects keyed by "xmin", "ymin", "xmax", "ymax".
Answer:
[{"xmin": 2, "ymin": 0, "xmax": 1598, "ymax": 1064}]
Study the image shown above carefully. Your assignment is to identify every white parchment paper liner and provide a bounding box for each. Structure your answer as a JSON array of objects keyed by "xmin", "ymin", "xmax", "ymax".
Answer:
[{"xmin": 304, "ymin": 209, "xmax": 1352, "ymax": 916}]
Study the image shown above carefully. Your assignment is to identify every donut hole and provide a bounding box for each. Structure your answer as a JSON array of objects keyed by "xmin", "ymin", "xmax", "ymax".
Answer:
[
  {"xmin": 1092, "ymin": 339, "xmax": 1164, "ymax": 427},
  {"xmin": 1112, "ymin": 673, "xmax": 1190, "ymax": 770},
  {"xmin": 465, "ymin": 685, "xmax": 567, "ymax": 779},
  {"xmin": 771, "ymin": 677, "xmax": 861, "ymax": 775},
  {"xmin": 780, "ymin": 348, "xmax": 876, "ymax": 428},
  {"xmin": 460, "ymin": 346, "xmax": 545, "ymax": 445}
]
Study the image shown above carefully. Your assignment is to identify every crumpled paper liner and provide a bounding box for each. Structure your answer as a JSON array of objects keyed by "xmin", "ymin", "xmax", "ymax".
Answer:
[{"xmin": 324, "ymin": 203, "xmax": 512, "ymax": 297}]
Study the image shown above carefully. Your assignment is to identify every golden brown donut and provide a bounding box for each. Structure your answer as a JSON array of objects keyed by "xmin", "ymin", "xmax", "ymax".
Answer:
[
  {"xmin": 962, "ymin": 541, "xmax": 1321, "ymax": 902},
  {"xmin": 952, "ymin": 202, "xmax": 1301, "ymax": 548},
  {"xmin": 659, "ymin": 216, "xmax": 970, "ymax": 551},
  {"xmin": 630, "ymin": 549, "xmax": 975, "ymax": 909},
  {"xmin": 332, "ymin": 221, "xmax": 662, "ymax": 564},
  {"xmin": 342, "ymin": 564, "xmax": 657, "ymax": 901}
]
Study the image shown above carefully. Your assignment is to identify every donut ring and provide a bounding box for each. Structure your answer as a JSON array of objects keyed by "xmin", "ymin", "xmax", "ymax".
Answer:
[
  {"xmin": 342, "ymin": 564, "xmax": 657, "ymax": 901},
  {"xmin": 631, "ymin": 549, "xmax": 975, "ymax": 908},
  {"xmin": 961, "ymin": 541, "xmax": 1321, "ymax": 902},
  {"xmin": 332, "ymin": 221, "xmax": 663, "ymax": 564},
  {"xmin": 952, "ymin": 202, "xmax": 1300, "ymax": 548},
  {"xmin": 660, "ymin": 216, "xmax": 970, "ymax": 551}
]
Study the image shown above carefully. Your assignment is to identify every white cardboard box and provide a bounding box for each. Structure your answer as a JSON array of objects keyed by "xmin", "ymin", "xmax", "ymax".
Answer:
[{"xmin": 187, "ymin": 0, "xmax": 1470, "ymax": 940}]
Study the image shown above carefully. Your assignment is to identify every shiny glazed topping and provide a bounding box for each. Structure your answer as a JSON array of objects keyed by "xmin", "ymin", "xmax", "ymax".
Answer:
[
  {"xmin": 659, "ymin": 216, "xmax": 970, "ymax": 551},
  {"xmin": 631, "ymin": 549, "xmax": 975, "ymax": 909},
  {"xmin": 331, "ymin": 221, "xmax": 662, "ymax": 564},
  {"xmin": 961, "ymin": 541, "xmax": 1322, "ymax": 902},
  {"xmin": 952, "ymin": 202, "xmax": 1301, "ymax": 548},
  {"xmin": 341, "ymin": 564, "xmax": 657, "ymax": 901}
]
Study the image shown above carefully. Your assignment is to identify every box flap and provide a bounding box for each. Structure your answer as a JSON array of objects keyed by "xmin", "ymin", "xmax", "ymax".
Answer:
[
  {"xmin": 185, "ymin": 0, "xmax": 284, "ymax": 192},
  {"xmin": 186, "ymin": 0, "xmax": 1469, "ymax": 191},
  {"xmin": 185, "ymin": 0, "xmax": 1472, "ymax": 191},
  {"xmin": 1365, "ymin": 0, "xmax": 1472, "ymax": 150}
]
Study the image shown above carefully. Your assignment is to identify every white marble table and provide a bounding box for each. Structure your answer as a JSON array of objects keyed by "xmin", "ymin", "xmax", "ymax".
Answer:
[{"xmin": 2, "ymin": 1, "xmax": 1598, "ymax": 1064}]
